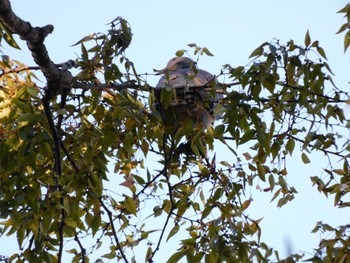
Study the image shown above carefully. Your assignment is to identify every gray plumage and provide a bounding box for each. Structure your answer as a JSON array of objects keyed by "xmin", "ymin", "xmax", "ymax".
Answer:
[{"xmin": 155, "ymin": 57, "xmax": 222, "ymax": 128}]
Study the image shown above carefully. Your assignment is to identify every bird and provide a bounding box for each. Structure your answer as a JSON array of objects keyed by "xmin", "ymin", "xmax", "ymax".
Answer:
[{"xmin": 155, "ymin": 56, "xmax": 222, "ymax": 130}]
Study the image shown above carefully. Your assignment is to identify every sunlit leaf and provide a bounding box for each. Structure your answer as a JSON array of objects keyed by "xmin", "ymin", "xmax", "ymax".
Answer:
[
  {"xmin": 2, "ymin": 29, "xmax": 21, "ymax": 49},
  {"xmin": 125, "ymin": 196, "xmax": 138, "ymax": 215},
  {"xmin": 167, "ymin": 224, "xmax": 179, "ymax": 241},
  {"xmin": 202, "ymin": 47, "xmax": 214, "ymax": 56},
  {"xmin": 145, "ymin": 246, "xmax": 153, "ymax": 262},
  {"xmin": 71, "ymin": 34, "xmax": 96, "ymax": 46},
  {"xmin": 175, "ymin": 50, "xmax": 185, "ymax": 57},
  {"xmin": 242, "ymin": 199, "xmax": 252, "ymax": 210},
  {"xmin": 167, "ymin": 251, "xmax": 185, "ymax": 263}
]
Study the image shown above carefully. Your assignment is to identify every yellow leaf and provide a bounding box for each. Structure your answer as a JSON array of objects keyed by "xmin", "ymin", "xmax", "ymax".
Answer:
[
  {"xmin": 280, "ymin": 169, "xmax": 287, "ymax": 176},
  {"xmin": 145, "ymin": 246, "xmax": 153, "ymax": 262},
  {"xmin": 242, "ymin": 199, "xmax": 252, "ymax": 210},
  {"xmin": 333, "ymin": 169, "xmax": 346, "ymax": 176}
]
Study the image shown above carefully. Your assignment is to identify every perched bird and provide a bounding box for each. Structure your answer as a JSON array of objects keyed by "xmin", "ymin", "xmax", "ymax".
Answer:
[{"xmin": 155, "ymin": 57, "xmax": 222, "ymax": 129}]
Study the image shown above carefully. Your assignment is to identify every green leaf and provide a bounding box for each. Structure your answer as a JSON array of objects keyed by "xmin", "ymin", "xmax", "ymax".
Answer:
[
  {"xmin": 249, "ymin": 46, "xmax": 264, "ymax": 58},
  {"xmin": 285, "ymin": 138, "xmax": 295, "ymax": 155},
  {"xmin": 153, "ymin": 206, "xmax": 162, "ymax": 217},
  {"xmin": 278, "ymin": 175, "xmax": 288, "ymax": 191},
  {"xmin": 337, "ymin": 4, "xmax": 350, "ymax": 13},
  {"xmin": 72, "ymin": 34, "xmax": 95, "ymax": 46},
  {"xmin": 316, "ymin": 47, "xmax": 327, "ymax": 59},
  {"xmin": 175, "ymin": 203, "xmax": 188, "ymax": 219},
  {"xmin": 102, "ymin": 251, "xmax": 116, "ymax": 259},
  {"xmin": 3, "ymin": 30, "xmax": 21, "ymax": 49},
  {"xmin": 271, "ymin": 188, "xmax": 281, "ymax": 202},
  {"xmin": 239, "ymin": 129, "xmax": 255, "ymax": 145},
  {"xmin": 201, "ymin": 205, "xmax": 213, "ymax": 220},
  {"xmin": 257, "ymin": 163, "xmax": 266, "ymax": 180},
  {"xmin": 336, "ymin": 23, "xmax": 349, "ymax": 34},
  {"xmin": 175, "ymin": 50, "xmax": 184, "ymax": 57},
  {"xmin": 167, "ymin": 224, "xmax": 179, "ymax": 241},
  {"xmin": 64, "ymin": 217, "xmax": 77, "ymax": 228},
  {"xmin": 344, "ymin": 31, "xmax": 350, "ymax": 53},
  {"xmin": 202, "ymin": 47, "xmax": 214, "ymax": 56},
  {"xmin": 301, "ymin": 152, "xmax": 310, "ymax": 164},
  {"xmin": 167, "ymin": 251, "xmax": 186, "ymax": 263},
  {"xmin": 213, "ymin": 124, "xmax": 225, "ymax": 139},
  {"xmin": 25, "ymin": 86, "xmax": 39, "ymax": 98},
  {"xmin": 66, "ymin": 248, "xmax": 78, "ymax": 255},
  {"xmin": 304, "ymin": 30, "xmax": 311, "ymax": 47},
  {"xmin": 125, "ymin": 196, "xmax": 137, "ymax": 215}
]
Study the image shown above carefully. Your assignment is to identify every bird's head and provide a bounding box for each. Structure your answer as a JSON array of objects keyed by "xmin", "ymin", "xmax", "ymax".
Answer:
[
  {"xmin": 165, "ymin": 57, "xmax": 196, "ymax": 71},
  {"xmin": 155, "ymin": 57, "xmax": 197, "ymax": 75}
]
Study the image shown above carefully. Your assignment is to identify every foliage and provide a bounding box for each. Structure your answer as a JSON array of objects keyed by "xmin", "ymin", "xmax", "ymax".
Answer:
[
  {"xmin": 0, "ymin": 3, "xmax": 350, "ymax": 263},
  {"xmin": 337, "ymin": 3, "xmax": 350, "ymax": 52}
]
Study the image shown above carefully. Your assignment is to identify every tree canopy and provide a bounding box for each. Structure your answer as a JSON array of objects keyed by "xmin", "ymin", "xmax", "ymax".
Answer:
[{"xmin": 0, "ymin": 1, "xmax": 350, "ymax": 262}]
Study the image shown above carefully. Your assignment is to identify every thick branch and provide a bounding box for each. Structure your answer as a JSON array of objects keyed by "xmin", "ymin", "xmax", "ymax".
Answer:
[
  {"xmin": 73, "ymin": 81, "xmax": 142, "ymax": 91},
  {"xmin": 0, "ymin": 0, "xmax": 73, "ymax": 99},
  {"xmin": 0, "ymin": 65, "xmax": 41, "ymax": 77}
]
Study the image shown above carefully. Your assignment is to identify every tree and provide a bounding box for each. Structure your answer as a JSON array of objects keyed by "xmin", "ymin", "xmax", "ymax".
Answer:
[{"xmin": 0, "ymin": 0, "xmax": 350, "ymax": 262}]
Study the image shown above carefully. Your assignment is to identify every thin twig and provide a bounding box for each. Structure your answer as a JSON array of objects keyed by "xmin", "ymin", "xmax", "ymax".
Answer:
[
  {"xmin": 284, "ymin": 133, "xmax": 347, "ymax": 158},
  {"xmin": 74, "ymin": 232, "xmax": 86, "ymax": 263},
  {"xmin": 148, "ymin": 206, "xmax": 174, "ymax": 262},
  {"xmin": 73, "ymin": 81, "xmax": 144, "ymax": 91},
  {"xmin": 0, "ymin": 66, "xmax": 41, "ymax": 77},
  {"xmin": 60, "ymin": 140, "xmax": 79, "ymax": 172},
  {"xmin": 58, "ymin": 209, "xmax": 65, "ymax": 263},
  {"xmin": 100, "ymin": 198, "xmax": 129, "ymax": 263},
  {"xmin": 135, "ymin": 171, "xmax": 163, "ymax": 198}
]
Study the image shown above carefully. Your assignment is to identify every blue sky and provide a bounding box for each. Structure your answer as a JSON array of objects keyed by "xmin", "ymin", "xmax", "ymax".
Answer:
[{"xmin": 1, "ymin": 0, "xmax": 350, "ymax": 261}]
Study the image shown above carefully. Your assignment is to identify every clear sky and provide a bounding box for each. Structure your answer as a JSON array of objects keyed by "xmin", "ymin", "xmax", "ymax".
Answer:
[{"xmin": 1, "ymin": 0, "xmax": 350, "ymax": 262}]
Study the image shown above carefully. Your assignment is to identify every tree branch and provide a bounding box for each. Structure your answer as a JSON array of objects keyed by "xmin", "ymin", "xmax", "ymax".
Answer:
[
  {"xmin": 0, "ymin": 65, "xmax": 41, "ymax": 77},
  {"xmin": 100, "ymin": 198, "xmax": 129, "ymax": 263},
  {"xmin": 73, "ymin": 81, "xmax": 146, "ymax": 92},
  {"xmin": 0, "ymin": 0, "xmax": 73, "ymax": 99},
  {"xmin": 74, "ymin": 232, "xmax": 86, "ymax": 263}
]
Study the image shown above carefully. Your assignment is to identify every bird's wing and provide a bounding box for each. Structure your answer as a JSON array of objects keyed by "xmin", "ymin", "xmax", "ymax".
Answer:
[
  {"xmin": 155, "ymin": 70, "xmax": 190, "ymax": 89},
  {"xmin": 156, "ymin": 69, "xmax": 215, "ymax": 88}
]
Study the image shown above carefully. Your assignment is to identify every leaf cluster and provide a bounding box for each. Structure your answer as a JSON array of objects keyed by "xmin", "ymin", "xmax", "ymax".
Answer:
[
  {"xmin": 0, "ymin": 13, "xmax": 350, "ymax": 263},
  {"xmin": 337, "ymin": 4, "xmax": 350, "ymax": 52}
]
